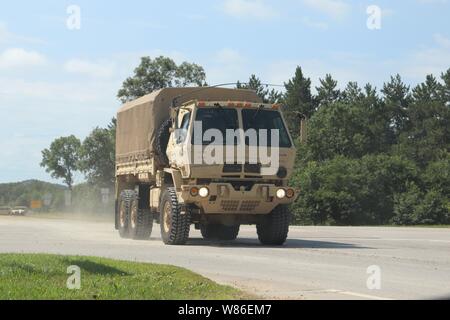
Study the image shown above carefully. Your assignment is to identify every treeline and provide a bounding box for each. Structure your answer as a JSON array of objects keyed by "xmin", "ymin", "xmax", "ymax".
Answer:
[
  {"xmin": 283, "ymin": 69, "xmax": 450, "ymax": 225},
  {"xmin": 0, "ymin": 180, "xmax": 114, "ymax": 213},
  {"xmin": 0, "ymin": 180, "xmax": 65, "ymax": 208},
  {"xmin": 39, "ymin": 56, "xmax": 449, "ymax": 225}
]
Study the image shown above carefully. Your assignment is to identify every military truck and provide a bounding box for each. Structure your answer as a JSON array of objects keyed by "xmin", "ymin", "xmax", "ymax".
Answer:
[{"xmin": 115, "ymin": 87, "xmax": 298, "ymax": 246}]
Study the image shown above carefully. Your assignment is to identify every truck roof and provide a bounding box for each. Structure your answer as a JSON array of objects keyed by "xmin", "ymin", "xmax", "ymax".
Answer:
[{"xmin": 117, "ymin": 87, "xmax": 262, "ymax": 114}]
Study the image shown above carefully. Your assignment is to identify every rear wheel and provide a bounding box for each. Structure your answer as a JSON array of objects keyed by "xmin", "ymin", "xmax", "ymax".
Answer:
[
  {"xmin": 257, "ymin": 205, "xmax": 290, "ymax": 245},
  {"xmin": 118, "ymin": 190, "xmax": 134, "ymax": 238},
  {"xmin": 129, "ymin": 192, "xmax": 153, "ymax": 240},
  {"xmin": 159, "ymin": 188, "xmax": 190, "ymax": 245},
  {"xmin": 200, "ymin": 224, "xmax": 240, "ymax": 241}
]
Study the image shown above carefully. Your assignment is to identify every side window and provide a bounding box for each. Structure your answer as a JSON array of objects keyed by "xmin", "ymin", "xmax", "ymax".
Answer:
[{"xmin": 176, "ymin": 112, "xmax": 191, "ymax": 144}]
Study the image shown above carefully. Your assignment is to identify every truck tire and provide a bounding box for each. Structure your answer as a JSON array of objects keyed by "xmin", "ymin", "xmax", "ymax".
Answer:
[
  {"xmin": 256, "ymin": 205, "xmax": 290, "ymax": 245},
  {"xmin": 118, "ymin": 190, "xmax": 134, "ymax": 238},
  {"xmin": 200, "ymin": 224, "xmax": 240, "ymax": 241},
  {"xmin": 156, "ymin": 119, "xmax": 172, "ymax": 167},
  {"xmin": 129, "ymin": 192, "xmax": 153, "ymax": 240},
  {"xmin": 159, "ymin": 187, "xmax": 190, "ymax": 245}
]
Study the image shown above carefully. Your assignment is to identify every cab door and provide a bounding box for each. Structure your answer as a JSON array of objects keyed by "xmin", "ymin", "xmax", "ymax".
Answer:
[{"xmin": 172, "ymin": 110, "xmax": 192, "ymax": 173}]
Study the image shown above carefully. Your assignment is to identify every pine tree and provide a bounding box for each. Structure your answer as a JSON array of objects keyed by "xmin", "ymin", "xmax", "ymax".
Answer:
[
  {"xmin": 363, "ymin": 83, "xmax": 378, "ymax": 105},
  {"xmin": 382, "ymin": 74, "xmax": 412, "ymax": 133},
  {"xmin": 382, "ymin": 74, "xmax": 411, "ymax": 106},
  {"xmin": 283, "ymin": 67, "xmax": 315, "ymax": 139},
  {"xmin": 438, "ymin": 68, "xmax": 450, "ymax": 105},
  {"xmin": 267, "ymin": 89, "xmax": 282, "ymax": 104},
  {"xmin": 316, "ymin": 74, "xmax": 340, "ymax": 107},
  {"xmin": 412, "ymin": 74, "xmax": 440, "ymax": 102},
  {"xmin": 237, "ymin": 74, "xmax": 282, "ymax": 104},
  {"xmin": 341, "ymin": 82, "xmax": 364, "ymax": 104}
]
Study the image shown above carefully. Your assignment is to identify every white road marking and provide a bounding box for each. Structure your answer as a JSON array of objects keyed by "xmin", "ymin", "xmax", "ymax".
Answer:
[{"xmin": 326, "ymin": 289, "xmax": 393, "ymax": 300}]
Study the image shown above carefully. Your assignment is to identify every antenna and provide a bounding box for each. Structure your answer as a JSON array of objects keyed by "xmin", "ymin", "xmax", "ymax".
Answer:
[{"xmin": 171, "ymin": 82, "xmax": 284, "ymax": 108}]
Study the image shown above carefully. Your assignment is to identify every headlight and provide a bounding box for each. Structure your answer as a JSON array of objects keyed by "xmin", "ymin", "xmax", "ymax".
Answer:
[
  {"xmin": 276, "ymin": 189, "xmax": 286, "ymax": 199},
  {"xmin": 199, "ymin": 187, "xmax": 210, "ymax": 198}
]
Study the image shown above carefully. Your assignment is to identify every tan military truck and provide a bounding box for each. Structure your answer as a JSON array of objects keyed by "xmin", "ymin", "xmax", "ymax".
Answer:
[{"xmin": 115, "ymin": 87, "xmax": 298, "ymax": 245}]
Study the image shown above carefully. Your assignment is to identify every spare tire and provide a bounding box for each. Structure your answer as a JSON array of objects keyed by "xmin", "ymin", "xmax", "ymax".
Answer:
[{"xmin": 156, "ymin": 119, "xmax": 172, "ymax": 167}]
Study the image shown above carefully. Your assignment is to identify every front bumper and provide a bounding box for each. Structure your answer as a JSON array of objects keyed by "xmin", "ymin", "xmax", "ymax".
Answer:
[{"xmin": 180, "ymin": 183, "xmax": 298, "ymax": 215}]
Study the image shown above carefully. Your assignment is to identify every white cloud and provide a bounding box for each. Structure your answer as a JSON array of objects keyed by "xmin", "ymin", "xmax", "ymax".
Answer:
[
  {"xmin": 0, "ymin": 22, "xmax": 44, "ymax": 44},
  {"xmin": 64, "ymin": 59, "xmax": 116, "ymax": 78},
  {"xmin": 222, "ymin": 0, "xmax": 277, "ymax": 19},
  {"xmin": 381, "ymin": 8, "xmax": 395, "ymax": 18},
  {"xmin": 0, "ymin": 77, "xmax": 118, "ymax": 103},
  {"xmin": 302, "ymin": 0, "xmax": 351, "ymax": 20},
  {"xmin": 215, "ymin": 48, "xmax": 244, "ymax": 65},
  {"xmin": 301, "ymin": 17, "xmax": 329, "ymax": 30},
  {"xmin": 0, "ymin": 48, "xmax": 47, "ymax": 70},
  {"xmin": 402, "ymin": 34, "xmax": 450, "ymax": 79},
  {"xmin": 417, "ymin": 0, "xmax": 448, "ymax": 4},
  {"xmin": 433, "ymin": 33, "xmax": 450, "ymax": 48}
]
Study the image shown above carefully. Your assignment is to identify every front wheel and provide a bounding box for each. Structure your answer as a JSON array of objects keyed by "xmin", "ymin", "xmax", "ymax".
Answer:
[
  {"xmin": 159, "ymin": 188, "xmax": 190, "ymax": 245},
  {"xmin": 256, "ymin": 205, "xmax": 290, "ymax": 245}
]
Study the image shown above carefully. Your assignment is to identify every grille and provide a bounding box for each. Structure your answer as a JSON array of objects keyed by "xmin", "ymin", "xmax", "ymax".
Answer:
[
  {"xmin": 221, "ymin": 200, "xmax": 240, "ymax": 212},
  {"xmin": 244, "ymin": 163, "xmax": 261, "ymax": 174},
  {"xmin": 230, "ymin": 181, "xmax": 254, "ymax": 191},
  {"xmin": 223, "ymin": 164, "xmax": 242, "ymax": 173},
  {"xmin": 239, "ymin": 201, "xmax": 261, "ymax": 211}
]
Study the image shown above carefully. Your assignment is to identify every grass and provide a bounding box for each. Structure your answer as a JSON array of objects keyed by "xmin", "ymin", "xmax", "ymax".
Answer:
[{"xmin": 0, "ymin": 254, "xmax": 249, "ymax": 300}]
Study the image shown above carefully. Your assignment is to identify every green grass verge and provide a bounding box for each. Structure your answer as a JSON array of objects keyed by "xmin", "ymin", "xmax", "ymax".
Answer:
[{"xmin": 0, "ymin": 254, "xmax": 249, "ymax": 300}]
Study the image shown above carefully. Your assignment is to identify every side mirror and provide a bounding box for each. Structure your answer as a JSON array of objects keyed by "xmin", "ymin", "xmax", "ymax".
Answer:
[{"xmin": 295, "ymin": 112, "xmax": 308, "ymax": 144}]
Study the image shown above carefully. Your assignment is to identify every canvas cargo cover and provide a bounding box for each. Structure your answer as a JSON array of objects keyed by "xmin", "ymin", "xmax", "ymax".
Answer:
[{"xmin": 116, "ymin": 87, "xmax": 262, "ymax": 163}]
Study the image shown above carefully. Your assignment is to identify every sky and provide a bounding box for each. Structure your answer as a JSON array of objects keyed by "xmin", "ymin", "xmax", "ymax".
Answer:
[{"xmin": 0, "ymin": 0, "xmax": 449, "ymax": 184}]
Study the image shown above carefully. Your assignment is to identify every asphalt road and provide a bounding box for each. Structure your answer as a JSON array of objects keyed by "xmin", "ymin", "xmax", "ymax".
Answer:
[{"xmin": 1, "ymin": 215, "xmax": 449, "ymax": 300}]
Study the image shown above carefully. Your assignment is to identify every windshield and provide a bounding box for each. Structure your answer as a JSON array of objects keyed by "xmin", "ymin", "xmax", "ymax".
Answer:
[
  {"xmin": 192, "ymin": 108, "xmax": 239, "ymax": 145},
  {"xmin": 242, "ymin": 109, "xmax": 292, "ymax": 148}
]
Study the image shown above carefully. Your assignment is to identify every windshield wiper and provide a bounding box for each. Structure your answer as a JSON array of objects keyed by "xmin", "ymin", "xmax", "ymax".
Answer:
[
  {"xmin": 215, "ymin": 103, "xmax": 236, "ymax": 127},
  {"xmin": 252, "ymin": 105, "xmax": 265, "ymax": 122}
]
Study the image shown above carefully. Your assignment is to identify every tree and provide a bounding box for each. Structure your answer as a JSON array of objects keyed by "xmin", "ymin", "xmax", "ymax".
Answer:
[
  {"xmin": 316, "ymin": 74, "xmax": 340, "ymax": 107},
  {"xmin": 381, "ymin": 74, "xmax": 412, "ymax": 133},
  {"xmin": 341, "ymin": 82, "xmax": 364, "ymax": 104},
  {"xmin": 117, "ymin": 56, "xmax": 206, "ymax": 103},
  {"xmin": 396, "ymin": 99, "xmax": 449, "ymax": 168},
  {"xmin": 412, "ymin": 74, "xmax": 440, "ymax": 102},
  {"xmin": 41, "ymin": 136, "xmax": 81, "ymax": 190},
  {"xmin": 236, "ymin": 75, "xmax": 282, "ymax": 103},
  {"xmin": 393, "ymin": 184, "xmax": 449, "ymax": 225},
  {"xmin": 305, "ymin": 99, "xmax": 393, "ymax": 161},
  {"xmin": 79, "ymin": 118, "xmax": 116, "ymax": 187},
  {"xmin": 175, "ymin": 62, "xmax": 207, "ymax": 87},
  {"xmin": 283, "ymin": 67, "xmax": 315, "ymax": 139},
  {"xmin": 291, "ymin": 155, "xmax": 419, "ymax": 225},
  {"xmin": 267, "ymin": 89, "xmax": 283, "ymax": 104},
  {"xmin": 438, "ymin": 68, "xmax": 450, "ymax": 105},
  {"xmin": 382, "ymin": 74, "xmax": 411, "ymax": 107}
]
